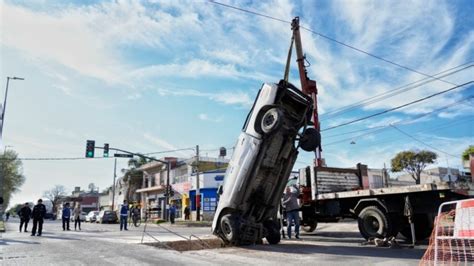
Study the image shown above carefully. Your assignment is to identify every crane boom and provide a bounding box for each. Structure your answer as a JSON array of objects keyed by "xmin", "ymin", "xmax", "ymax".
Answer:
[{"xmin": 291, "ymin": 17, "xmax": 322, "ymax": 166}]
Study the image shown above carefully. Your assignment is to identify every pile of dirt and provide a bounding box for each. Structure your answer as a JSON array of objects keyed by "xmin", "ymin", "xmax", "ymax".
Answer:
[{"xmin": 145, "ymin": 238, "xmax": 226, "ymax": 252}]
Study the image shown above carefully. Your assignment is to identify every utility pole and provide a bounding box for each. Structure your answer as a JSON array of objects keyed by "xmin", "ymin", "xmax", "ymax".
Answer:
[
  {"xmin": 164, "ymin": 160, "xmax": 170, "ymax": 221},
  {"xmin": 112, "ymin": 158, "xmax": 117, "ymax": 211},
  {"xmin": 195, "ymin": 145, "xmax": 200, "ymax": 221},
  {"xmin": 0, "ymin": 76, "xmax": 24, "ymax": 226}
]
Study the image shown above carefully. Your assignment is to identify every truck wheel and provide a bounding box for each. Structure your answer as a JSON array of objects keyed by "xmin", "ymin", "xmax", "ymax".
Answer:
[
  {"xmin": 254, "ymin": 105, "xmax": 283, "ymax": 135},
  {"xmin": 264, "ymin": 220, "xmax": 281, "ymax": 244},
  {"xmin": 358, "ymin": 206, "xmax": 392, "ymax": 240},
  {"xmin": 220, "ymin": 214, "xmax": 240, "ymax": 244},
  {"xmin": 302, "ymin": 220, "xmax": 318, "ymax": 233},
  {"xmin": 400, "ymin": 214, "xmax": 433, "ymax": 241},
  {"xmin": 299, "ymin": 128, "xmax": 321, "ymax": 152}
]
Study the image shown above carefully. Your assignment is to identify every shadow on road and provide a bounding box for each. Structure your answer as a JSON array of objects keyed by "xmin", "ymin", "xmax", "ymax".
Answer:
[
  {"xmin": 241, "ymin": 243, "xmax": 425, "ymax": 260},
  {"xmin": 0, "ymin": 238, "xmax": 40, "ymax": 245}
]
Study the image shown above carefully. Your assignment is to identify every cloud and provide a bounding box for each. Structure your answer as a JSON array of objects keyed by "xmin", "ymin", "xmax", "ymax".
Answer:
[
  {"xmin": 157, "ymin": 87, "xmax": 253, "ymax": 107},
  {"xmin": 198, "ymin": 113, "xmax": 222, "ymax": 123},
  {"xmin": 127, "ymin": 93, "xmax": 142, "ymax": 100}
]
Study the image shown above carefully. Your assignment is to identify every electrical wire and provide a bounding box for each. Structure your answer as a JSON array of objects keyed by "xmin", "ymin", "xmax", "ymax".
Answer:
[
  {"xmin": 208, "ymin": 0, "xmax": 457, "ymax": 86},
  {"xmin": 323, "ymin": 95, "xmax": 474, "ymax": 145},
  {"xmin": 321, "ymin": 63, "xmax": 473, "ymax": 120},
  {"xmin": 389, "ymin": 124, "xmax": 458, "ymax": 158},
  {"xmin": 323, "ymin": 95, "xmax": 474, "ymax": 138},
  {"xmin": 321, "ymin": 81, "xmax": 473, "ymax": 131}
]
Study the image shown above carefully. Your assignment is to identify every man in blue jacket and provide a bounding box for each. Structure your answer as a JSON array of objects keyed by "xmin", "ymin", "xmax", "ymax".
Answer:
[
  {"xmin": 120, "ymin": 200, "xmax": 129, "ymax": 231},
  {"xmin": 62, "ymin": 202, "xmax": 71, "ymax": 231}
]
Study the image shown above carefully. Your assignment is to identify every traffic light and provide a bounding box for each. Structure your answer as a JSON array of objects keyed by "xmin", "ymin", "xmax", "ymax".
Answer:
[
  {"xmin": 103, "ymin": 143, "xmax": 109, "ymax": 157},
  {"xmin": 169, "ymin": 188, "xmax": 175, "ymax": 197},
  {"xmin": 86, "ymin": 140, "xmax": 95, "ymax": 158}
]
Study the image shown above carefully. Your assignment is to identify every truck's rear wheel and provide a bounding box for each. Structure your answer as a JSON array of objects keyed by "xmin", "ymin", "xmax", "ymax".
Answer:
[
  {"xmin": 400, "ymin": 214, "xmax": 433, "ymax": 241},
  {"xmin": 358, "ymin": 206, "xmax": 392, "ymax": 240},
  {"xmin": 302, "ymin": 220, "xmax": 318, "ymax": 233},
  {"xmin": 254, "ymin": 105, "xmax": 283, "ymax": 135},
  {"xmin": 263, "ymin": 220, "xmax": 281, "ymax": 244},
  {"xmin": 220, "ymin": 214, "xmax": 240, "ymax": 244}
]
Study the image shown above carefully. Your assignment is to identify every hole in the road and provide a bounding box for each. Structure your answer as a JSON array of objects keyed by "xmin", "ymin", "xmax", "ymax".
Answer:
[{"xmin": 144, "ymin": 238, "xmax": 227, "ymax": 252}]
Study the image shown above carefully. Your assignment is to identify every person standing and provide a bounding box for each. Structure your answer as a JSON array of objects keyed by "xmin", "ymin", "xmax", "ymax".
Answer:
[
  {"xmin": 31, "ymin": 199, "xmax": 46, "ymax": 236},
  {"xmin": 73, "ymin": 203, "xmax": 82, "ymax": 231},
  {"xmin": 6, "ymin": 212, "xmax": 10, "ymax": 221},
  {"xmin": 18, "ymin": 203, "xmax": 32, "ymax": 232},
  {"xmin": 120, "ymin": 200, "xmax": 129, "ymax": 231},
  {"xmin": 169, "ymin": 203, "xmax": 176, "ymax": 224},
  {"xmin": 62, "ymin": 203, "xmax": 71, "ymax": 231},
  {"xmin": 282, "ymin": 186, "xmax": 300, "ymax": 239},
  {"xmin": 184, "ymin": 205, "xmax": 190, "ymax": 221}
]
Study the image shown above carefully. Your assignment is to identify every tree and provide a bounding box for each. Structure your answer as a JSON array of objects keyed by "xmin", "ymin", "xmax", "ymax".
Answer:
[
  {"xmin": 43, "ymin": 185, "xmax": 68, "ymax": 215},
  {"xmin": 391, "ymin": 150, "xmax": 437, "ymax": 184},
  {"xmin": 121, "ymin": 157, "xmax": 149, "ymax": 202},
  {"xmin": 1, "ymin": 150, "xmax": 26, "ymax": 209},
  {"xmin": 462, "ymin": 145, "xmax": 474, "ymax": 161}
]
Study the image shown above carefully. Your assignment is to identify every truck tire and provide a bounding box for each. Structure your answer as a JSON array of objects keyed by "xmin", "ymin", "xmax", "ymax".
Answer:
[
  {"xmin": 302, "ymin": 220, "xmax": 318, "ymax": 233},
  {"xmin": 400, "ymin": 214, "xmax": 433, "ymax": 241},
  {"xmin": 254, "ymin": 105, "xmax": 283, "ymax": 135},
  {"xmin": 357, "ymin": 206, "xmax": 392, "ymax": 240},
  {"xmin": 264, "ymin": 220, "xmax": 281, "ymax": 245},
  {"xmin": 220, "ymin": 214, "xmax": 240, "ymax": 244},
  {"xmin": 299, "ymin": 128, "xmax": 321, "ymax": 152}
]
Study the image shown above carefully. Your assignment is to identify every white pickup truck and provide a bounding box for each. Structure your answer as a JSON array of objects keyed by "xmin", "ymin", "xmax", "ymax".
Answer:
[{"xmin": 212, "ymin": 80, "xmax": 319, "ymax": 245}]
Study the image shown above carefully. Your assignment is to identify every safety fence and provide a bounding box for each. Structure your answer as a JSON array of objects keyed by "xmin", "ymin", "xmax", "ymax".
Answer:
[{"xmin": 420, "ymin": 198, "xmax": 474, "ymax": 265}]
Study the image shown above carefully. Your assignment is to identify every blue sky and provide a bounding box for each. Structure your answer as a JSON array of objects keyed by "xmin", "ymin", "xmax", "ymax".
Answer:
[{"xmin": 1, "ymin": 0, "xmax": 473, "ymax": 206}]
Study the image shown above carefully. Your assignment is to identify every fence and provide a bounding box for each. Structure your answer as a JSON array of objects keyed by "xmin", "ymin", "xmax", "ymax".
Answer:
[{"xmin": 420, "ymin": 198, "xmax": 474, "ymax": 265}]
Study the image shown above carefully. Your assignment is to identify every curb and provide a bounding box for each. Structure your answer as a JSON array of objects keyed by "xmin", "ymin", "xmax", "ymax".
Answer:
[{"xmin": 0, "ymin": 220, "xmax": 6, "ymax": 232}]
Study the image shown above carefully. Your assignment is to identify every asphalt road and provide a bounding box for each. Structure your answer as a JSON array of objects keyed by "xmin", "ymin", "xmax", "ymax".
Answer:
[{"xmin": 1, "ymin": 217, "xmax": 427, "ymax": 265}]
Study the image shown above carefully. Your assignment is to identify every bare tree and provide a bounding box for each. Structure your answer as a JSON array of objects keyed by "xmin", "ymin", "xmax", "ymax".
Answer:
[
  {"xmin": 43, "ymin": 185, "xmax": 68, "ymax": 215},
  {"xmin": 88, "ymin": 183, "xmax": 96, "ymax": 193}
]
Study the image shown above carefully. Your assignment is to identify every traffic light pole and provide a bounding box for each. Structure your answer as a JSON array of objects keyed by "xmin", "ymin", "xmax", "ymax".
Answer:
[{"xmin": 92, "ymin": 145, "xmax": 171, "ymax": 220}]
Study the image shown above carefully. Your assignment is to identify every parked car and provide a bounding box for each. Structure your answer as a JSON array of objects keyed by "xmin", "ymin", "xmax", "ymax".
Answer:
[
  {"xmin": 86, "ymin": 211, "xmax": 100, "ymax": 222},
  {"xmin": 211, "ymin": 80, "xmax": 319, "ymax": 245},
  {"xmin": 71, "ymin": 212, "xmax": 87, "ymax": 222},
  {"xmin": 97, "ymin": 210, "xmax": 118, "ymax": 224}
]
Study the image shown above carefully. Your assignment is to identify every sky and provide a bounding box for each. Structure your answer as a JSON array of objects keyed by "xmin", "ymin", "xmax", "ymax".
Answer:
[{"xmin": 1, "ymin": 0, "xmax": 473, "ymax": 207}]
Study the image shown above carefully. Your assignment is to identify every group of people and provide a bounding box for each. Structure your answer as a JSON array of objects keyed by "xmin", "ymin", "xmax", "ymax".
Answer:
[
  {"xmin": 18, "ymin": 199, "xmax": 47, "ymax": 236},
  {"xmin": 61, "ymin": 202, "xmax": 83, "ymax": 231}
]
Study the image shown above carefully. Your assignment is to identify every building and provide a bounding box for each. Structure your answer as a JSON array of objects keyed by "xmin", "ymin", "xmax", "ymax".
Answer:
[
  {"xmin": 136, "ymin": 156, "xmax": 228, "ymax": 220},
  {"xmin": 396, "ymin": 167, "xmax": 462, "ymax": 184},
  {"xmin": 188, "ymin": 169, "xmax": 226, "ymax": 221}
]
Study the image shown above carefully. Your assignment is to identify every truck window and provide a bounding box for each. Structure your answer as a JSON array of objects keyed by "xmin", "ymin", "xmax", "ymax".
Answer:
[{"xmin": 242, "ymin": 89, "xmax": 261, "ymax": 131}]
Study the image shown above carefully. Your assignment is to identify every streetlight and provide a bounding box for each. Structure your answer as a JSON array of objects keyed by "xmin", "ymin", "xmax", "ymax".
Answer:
[
  {"xmin": 1, "ymin": 76, "xmax": 25, "ymax": 141},
  {"xmin": 0, "ymin": 76, "xmax": 24, "ymax": 229}
]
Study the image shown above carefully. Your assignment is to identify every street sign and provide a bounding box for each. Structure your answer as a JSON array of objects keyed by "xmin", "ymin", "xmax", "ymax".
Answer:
[{"xmin": 114, "ymin": 153, "xmax": 133, "ymax": 158}]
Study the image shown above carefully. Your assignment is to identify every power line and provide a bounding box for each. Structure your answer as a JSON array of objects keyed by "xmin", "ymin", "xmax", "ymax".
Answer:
[
  {"xmin": 323, "ymin": 95, "xmax": 474, "ymax": 138},
  {"xmin": 208, "ymin": 0, "xmax": 457, "ymax": 86},
  {"xmin": 321, "ymin": 63, "xmax": 473, "ymax": 120},
  {"xmin": 325, "ymin": 115, "xmax": 473, "ymax": 148},
  {"xmin": 321, "ymin": 81, "xmax": 473, "ymax": 131},
  {"xmin": 323, "ymin": 95, "xmax": 474, "ymax": 145},
  {"xmin": 389, "ymin": 124, "xmax": 458, "ymax": 158}
]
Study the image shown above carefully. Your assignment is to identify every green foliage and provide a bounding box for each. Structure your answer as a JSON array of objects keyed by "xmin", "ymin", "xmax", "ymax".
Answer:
[
  {"xmin": 1, "ymin": 150, "xmax": 26, "ymax": 208},
  {"xmin": 462, "ymin": 146, "xmax": 474, "ymax": 161},
  {"xmin": 391, "ymin": 150, "xmax": 437, "ymax": 184},
  {"xmin": 122, "ymin": 157, "xmax": 149, "ymax": 202}
]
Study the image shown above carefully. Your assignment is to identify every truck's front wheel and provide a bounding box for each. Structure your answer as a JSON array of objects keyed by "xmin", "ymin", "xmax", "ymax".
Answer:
[
  {"xmin": 220, "ymin": 214, "xmax": 240, "ymax": 244},
  {"xmin": 358, "ymin": 206, "xmax": 392, "ymax": 240}
]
